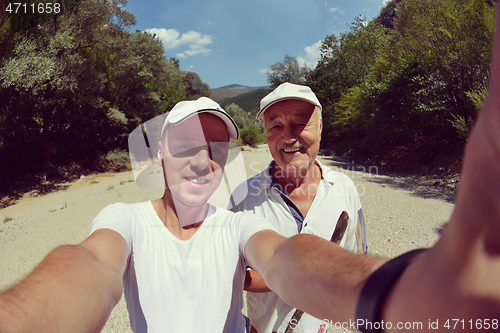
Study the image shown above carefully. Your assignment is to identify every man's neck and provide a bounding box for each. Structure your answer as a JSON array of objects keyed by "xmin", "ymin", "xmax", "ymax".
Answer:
[
  {"xmin": 272, "ymin": 161, "xmax": 322, "ymax": 197},
  {"xmin": 272, "ymin": 161, "xmax": 322, "ymax": 217},
  {"xmin": 152, "ymin": 192, "xmax": 208, "ymax": 241}
]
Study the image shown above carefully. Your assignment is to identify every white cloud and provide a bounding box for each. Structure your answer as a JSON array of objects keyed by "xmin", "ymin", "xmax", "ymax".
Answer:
[
  {"xmin": 175, "ymin": 31, "xmax": 212, "ymax": 47},
  {"xmin": 145, "ymin": 28, "xmax": 180, "ymax": 49},
  {"xmin": 329, "ymin": 7, "xmax": 346, "ymax": 15},
  {"xmin": 297, "ymin": 40, "xmax": 322, "ymax": 69},
  {"xmin": 383, "ymin": 0, "xmax": 390, "ymax": 4},
  {"xmin": 259, "ymin": 68, "xmax": 268, "ymax": 75},
  {"xmin": 144, "ymin": 28, "xmax": 213, "ymax": 58}
]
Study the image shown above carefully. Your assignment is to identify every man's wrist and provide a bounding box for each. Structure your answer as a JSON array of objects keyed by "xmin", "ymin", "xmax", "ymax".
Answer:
[{"xmin": 355, "ymin": 249, "xmax": 427, "ymax": 333}]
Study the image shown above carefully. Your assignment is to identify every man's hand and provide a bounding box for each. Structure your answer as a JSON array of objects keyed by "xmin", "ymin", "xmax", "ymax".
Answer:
[
  {"xmin": 381, "ymin": 12, "xmax": 500, "ymax": 331},
  {"xmin": 0, "ymin": 229, "xmax": 128, "ymax": 333}
]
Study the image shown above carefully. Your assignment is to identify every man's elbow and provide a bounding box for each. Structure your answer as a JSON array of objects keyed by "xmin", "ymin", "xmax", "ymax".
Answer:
[{"xmin": 73, "ymin": 244, "xmax": 124, "ymax": 304}]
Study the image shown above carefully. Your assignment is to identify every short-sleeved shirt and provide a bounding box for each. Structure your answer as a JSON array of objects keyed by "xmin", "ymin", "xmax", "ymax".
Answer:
[
  {"xmin": 229, "ymin": 161, "xmax": 364, "ymax": 333},
  {"xmin": 91, "ymin": 201, "xmax": 275, "ymax": 333}
]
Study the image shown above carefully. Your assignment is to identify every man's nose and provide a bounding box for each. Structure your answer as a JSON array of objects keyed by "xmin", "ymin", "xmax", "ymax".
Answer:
[
  {"xmin": 282, "ymin": 125, "xmax": 297, "ymax": 143},
  {"xmin": 190, "ymin": 148, "xmax": 211, "ymax": 170}
]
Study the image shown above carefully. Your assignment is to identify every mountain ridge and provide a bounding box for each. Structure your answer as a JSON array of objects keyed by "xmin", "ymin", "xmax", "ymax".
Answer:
[{"xmin": 211, "ymin": 84, "xmax": 268, "ymax": 101}]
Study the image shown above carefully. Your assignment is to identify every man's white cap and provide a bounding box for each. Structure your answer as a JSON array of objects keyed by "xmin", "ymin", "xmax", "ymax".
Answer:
[
  {"xmin": 161, "ymin": 97, "xmax": 239, "ymax": 140},
  {"xmin": 257, "ymin": 82, "xmax": 322, "ymax": 119}
]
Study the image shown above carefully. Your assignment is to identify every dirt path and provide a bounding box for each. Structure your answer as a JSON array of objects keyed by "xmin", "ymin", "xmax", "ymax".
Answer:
[{"xmin": 0, "ymin": 144, "xmax": 455, "ymax": 332}]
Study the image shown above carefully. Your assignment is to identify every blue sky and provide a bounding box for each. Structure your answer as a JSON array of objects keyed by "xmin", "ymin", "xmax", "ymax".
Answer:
[{"xmin": 124, "ymin": 0, "xmax": 390, "ymax": 89}]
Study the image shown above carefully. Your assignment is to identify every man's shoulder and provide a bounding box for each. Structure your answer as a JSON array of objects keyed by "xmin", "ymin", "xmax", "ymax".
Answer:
[
  {"xmin": 229, "ymin": 168, "xmax": 271, "ymax": 208},
  {"xmin": 212, "ymin": 204, "xmax": 265, "ymax": 221},
  {"xmin": 245, "ymin": 168, "xmax": 271, "ymax": 186},
  {"xmin": 102, "ymin": 201, "xmax": 149, "ymax": 211},
  {"xmin": 209, "ymin": 206, "xmax": 275, "ymax": 237},
  {"xmin": 96, "ymin": 201, "xmax": 152, "ymax": 220}
]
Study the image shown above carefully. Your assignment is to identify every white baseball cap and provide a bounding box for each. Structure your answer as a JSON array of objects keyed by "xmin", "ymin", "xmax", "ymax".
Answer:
[
  {"xmin": 161, "ymin": 97, "xmax": 239, "ymax": 140},
  {"xmin": 257, "ymin": 82, "xmax": 322, "ymax": 119}
]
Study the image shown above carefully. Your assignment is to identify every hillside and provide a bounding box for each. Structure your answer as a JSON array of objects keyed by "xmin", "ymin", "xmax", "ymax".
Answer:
[
  {"xmin": 219, "ymin": 88, "xmax": 271, "ymax": 116},
  {"xmin": 210, "ymin": 84, "xmax": 268, "ymax": 102}
]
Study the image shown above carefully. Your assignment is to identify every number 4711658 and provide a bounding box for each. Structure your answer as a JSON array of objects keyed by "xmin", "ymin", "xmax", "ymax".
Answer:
[
  {"xmin": 5, "ymin": 2, "xmax": 61, "ymax": 14},
  {"xmin": 444, "ymin": 319, "xmax": 498, "ymax": 330}
]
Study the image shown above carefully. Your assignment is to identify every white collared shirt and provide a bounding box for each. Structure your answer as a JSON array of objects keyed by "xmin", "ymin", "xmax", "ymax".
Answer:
[{"xmin": 229, "ymin": 160, "xmax": 363, "ymax": 333}]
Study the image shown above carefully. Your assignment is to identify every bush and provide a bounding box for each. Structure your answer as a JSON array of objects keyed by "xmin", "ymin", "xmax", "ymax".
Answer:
[
  {"xmin": 240, "ymin": 125, "xmax": 266, "ymax": 147},
  {"xmin": 100, "ymin": 149, "xmax": 131, "ymax": 171}
]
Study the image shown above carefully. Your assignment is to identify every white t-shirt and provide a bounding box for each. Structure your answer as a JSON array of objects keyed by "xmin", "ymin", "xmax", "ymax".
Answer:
[
  {"xmin": 229, "ymin": 161, "xmax": 363, "ymax": 333},
  {"xmin": 90, "ymin": 201, "xmax": 274, "ymax": 333}
]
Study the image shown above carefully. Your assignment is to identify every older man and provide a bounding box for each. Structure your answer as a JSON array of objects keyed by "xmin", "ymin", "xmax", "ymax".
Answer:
[{"xmin": 229, "ymin": 83, "xmax": 367, "ymax": 333}]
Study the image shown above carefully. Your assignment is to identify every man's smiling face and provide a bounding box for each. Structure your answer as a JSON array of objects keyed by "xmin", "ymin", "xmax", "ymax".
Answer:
[
  {"xmin": 158, "ymin": 113, "xmax": 229, "ymax": 208},
  {"xmin": 264, "ymin": 100, "xmax": 322, "ymax": 177}
]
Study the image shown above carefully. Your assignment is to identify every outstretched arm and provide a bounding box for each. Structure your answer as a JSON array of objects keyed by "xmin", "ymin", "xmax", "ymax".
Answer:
[
  {"xmin": 0, "ymin": 229, "xmax": 128, "ymax": 333},
  {"xmin": 245, "ymin": 230, "xmax": 385, "ymax": 323},
  {"xmin": 244, "ymin": 211, "xmax": 365, "ymax": 293}
]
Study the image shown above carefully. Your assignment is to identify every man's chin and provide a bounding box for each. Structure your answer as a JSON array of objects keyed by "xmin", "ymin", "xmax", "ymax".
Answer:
[
  {"xmin": 279, "ymin": 157, "xmax": 313, "ymax": 170},
  {"xmin": 176, "ymin": 190, "xmax": 213, "ymax": 206},
  {"xmin": 274, "ymin": 164, "xmax": 309, "ymax": 181},
  {"xmin": 168, "ymin": 183, "xmax": 209, "ymax": 203}
]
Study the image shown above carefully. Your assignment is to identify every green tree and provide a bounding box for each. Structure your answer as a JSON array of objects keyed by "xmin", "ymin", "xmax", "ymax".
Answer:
[
  {"xmin": 305, "ymin": 0, "xmax": 495, "ymax": 167},
  {"xmin": 182, "ymin": 71, "xmax": 211, "ymax": 100},
  {"xmin": 0, "ymin": 0, "xmax": 215, "ymax": 189},
  {"xmin": 0, "ymin": 0, "xmax": 138, "ymax": 185},
  {"xmin": 307, "ymin": 16, "xmax": 388, "ymax": 142},
  {"xmin": 369, "ymin": 0, "xmax": 495, "ymax": 143},
  {"xmin": 266, "ymin": 55, "xmax": 310, "ymax": 88},
  {"xmin": 224, "ymin": 103, "xmax": 252, "ymax": 130}
]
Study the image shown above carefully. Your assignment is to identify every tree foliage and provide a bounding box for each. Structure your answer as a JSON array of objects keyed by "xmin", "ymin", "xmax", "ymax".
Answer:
[
  {"xmin": 266, "ymin": 55, "xmax": 310, "ymax": 88},
  {"xmin": 305, "ymin": 0, "xmax": 496, "ymax": 167},
  {"xmin": 307, "ymin": 16, "xmax": 388, "ymax": 142},
  {"xmin": 240, "ymin": 124, "xmax": 265, "ymax": 147},
  {"xmin": 225, "ymin": 103, "xmax": 266, "ymax": 146},
  {"xmin": 0, "ymin": 0, "xmax": 211, "ymax": 188}
]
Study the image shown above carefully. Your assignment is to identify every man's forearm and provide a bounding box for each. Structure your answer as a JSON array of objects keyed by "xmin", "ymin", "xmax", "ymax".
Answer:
[
  {"xmin": 0, "ymin": 244, "xmax": 123, "ymax": 333},
  {"xmin": 261, "ymin": 234, "xmax": 385, "ymax": 323}
]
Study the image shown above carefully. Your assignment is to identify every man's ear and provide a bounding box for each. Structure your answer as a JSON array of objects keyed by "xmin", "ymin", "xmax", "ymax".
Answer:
[{"xmin": 157, "ymin": 140, "xmax": 163, "ymax": 166}]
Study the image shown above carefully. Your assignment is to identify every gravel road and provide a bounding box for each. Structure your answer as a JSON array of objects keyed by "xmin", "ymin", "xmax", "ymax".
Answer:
[{"xmin": 0, "ymin": 144, "xmax": 455, "ymax": 332}]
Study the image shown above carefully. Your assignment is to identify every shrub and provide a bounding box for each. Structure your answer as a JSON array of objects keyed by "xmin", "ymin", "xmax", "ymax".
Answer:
[
  {"xmin": 240, "ymin": 125, "xmax": 266, "ymax": 147},
  {"xmin": 100, "ymin": 149, "xmax": 131, "ymax": 171}
]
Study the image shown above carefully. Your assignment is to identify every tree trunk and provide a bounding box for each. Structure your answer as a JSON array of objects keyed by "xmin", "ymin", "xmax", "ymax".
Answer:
[{"xmin": 42, "ymin": 105, "xmax": 51, "ymax": 182}]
